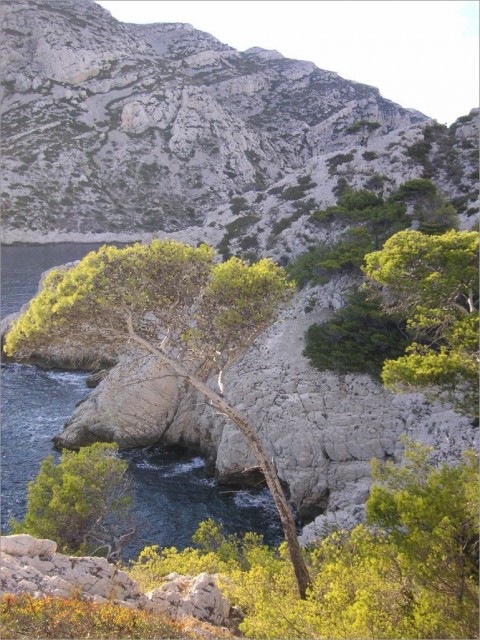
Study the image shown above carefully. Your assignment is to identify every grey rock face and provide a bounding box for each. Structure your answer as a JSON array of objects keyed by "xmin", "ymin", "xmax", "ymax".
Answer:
[
  {"xmin": 54, "ymin": 354, "xmax": 182, "ymax": 449},
  {"xmin": 1, "ymin": 534, "xmax": 237, "ymax": 629},
  {"xmin": 0, "ymin": 0, "xmax": 444, "ymax": 241},
  {"xmin": 2, "ymin": 1, "xmax": 477, "ymax": 252},
  {"xmin": 0, "ymin": 534, "xmax": 145, "ymax": 605},
  {"xmin": 54, "ymin": 276, "xmax": 477, "ymax": 530}
]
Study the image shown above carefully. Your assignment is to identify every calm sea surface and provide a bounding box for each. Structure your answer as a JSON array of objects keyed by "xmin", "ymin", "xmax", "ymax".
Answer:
[{"xmin": 1, "ymin": 243, "xmax": 282, "ymax": 559}]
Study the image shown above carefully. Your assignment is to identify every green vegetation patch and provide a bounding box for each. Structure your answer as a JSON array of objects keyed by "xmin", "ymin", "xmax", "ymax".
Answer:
[
  {"xmin": 327, "ymin": 152, "xmax": 355, "ymax": 176},
  {"xmin": 304, "ymin": 289, "xmax": 409, "ymax": 377},
  {"xmin": 346, "ymin": 120, "xmax": 381, "ymax": 133}
]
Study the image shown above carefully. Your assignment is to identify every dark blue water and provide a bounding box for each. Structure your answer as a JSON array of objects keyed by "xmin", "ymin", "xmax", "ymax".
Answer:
[{"xmin": 1, "ymin": 243, "xmax": 283, "ymax": 558}]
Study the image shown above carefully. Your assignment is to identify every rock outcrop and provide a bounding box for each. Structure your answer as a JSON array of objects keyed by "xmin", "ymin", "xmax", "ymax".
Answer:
[
  {"xmin": 2, "ymin": 0, "xmax": 478, "ymax": 252},
  {"xmin": 52, "ymin": 275, "xmax": 477, "ymax": 530},
  {"xmin": 0, "ymin": 534, "xmax": 145, "ymax": 606},
  {"xmin": 149, "ymin": 572, "xmax": 238, "ymax": 628},
  {"xmin": 0, "ymin": 534, "xmax": 237, "ymax": 629}
]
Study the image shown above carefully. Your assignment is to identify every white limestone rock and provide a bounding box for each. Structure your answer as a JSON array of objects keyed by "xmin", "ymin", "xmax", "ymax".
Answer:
[
  {"xmin": 1, "ymin": 535, "xmax": 238, "ymax": 630},
  {"xmin": 149, "ymin": 572, "xmax": 233, "ymax": 627},
  {"xmin": 55, "ymin": 354, "xmax": 182, "ymax": 449},
  {"xmin": 1, "ymin": 535, "xmax": 56, "ymax": 559},
  {"xmin": 50, "ymin": 272, "xmax": 476, "ymax": 531},
  {"xmin": 0, "ymin": 535, "xmax": 144, "ymax": 606}
]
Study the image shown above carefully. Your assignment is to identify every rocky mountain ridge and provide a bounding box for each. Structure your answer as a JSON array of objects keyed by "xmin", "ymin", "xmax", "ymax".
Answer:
[{"xmin": 2, "ymin": 0, "xmax": 478, "ymax": 255}]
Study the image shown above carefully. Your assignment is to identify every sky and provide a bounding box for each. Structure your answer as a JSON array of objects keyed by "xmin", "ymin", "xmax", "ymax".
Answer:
[{"xmin": 95, "ymin": 1, "xmax": 479, "ymax": 126}]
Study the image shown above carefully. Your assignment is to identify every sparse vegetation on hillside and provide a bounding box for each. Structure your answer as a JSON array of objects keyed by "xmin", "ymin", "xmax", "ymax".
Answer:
[
  {"xmin": 287, "ymin": 184, "xmax": 411, "ymax": 287},
  {"xmin": 295, "ymin": 183, "xmax": 474, "ymax": 400}
]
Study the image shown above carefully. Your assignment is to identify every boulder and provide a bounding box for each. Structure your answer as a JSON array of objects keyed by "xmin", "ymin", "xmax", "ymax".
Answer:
[
  {"xmin": 0, "ymin": 535, "xmax": 238, "ymax": 632},
  {"xmin": 54, "ymin": 354, "xmax": 182, "ymax": 449},
  {"xmin": 0, "ymin": 535, "xmax": 144, "ymax": 606},
  {"xmin": 149, "ymin": 572, "xmax": 235, "ymax": 627}
]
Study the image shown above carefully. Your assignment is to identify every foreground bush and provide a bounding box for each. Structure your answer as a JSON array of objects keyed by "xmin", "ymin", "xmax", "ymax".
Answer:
[
  {"xmin": 10, "ymin": 443, "xmax": 133, "ymax": 560},
  {"xmin": 0, "ymin": 593, "xmax": 204, "ymax": 639}
]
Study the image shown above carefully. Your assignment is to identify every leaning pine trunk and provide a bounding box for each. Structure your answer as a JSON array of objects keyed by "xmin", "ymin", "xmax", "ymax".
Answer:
[{"xmin": 126, "ymin": 319, "xmax": 312, "ymax": 599}]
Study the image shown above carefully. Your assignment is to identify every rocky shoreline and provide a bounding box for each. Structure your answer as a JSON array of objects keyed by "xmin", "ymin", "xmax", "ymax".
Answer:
[{"xmin": 9, "ymin": 269, "xmax": 474, "ymax": 541}]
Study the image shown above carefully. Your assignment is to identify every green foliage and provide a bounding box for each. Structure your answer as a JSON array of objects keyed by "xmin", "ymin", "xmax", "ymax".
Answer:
[
  {"xmin": 391, "ymin": 178, "xmax": 458, "ymax": 234},
  {"xmin": 4, "ymin": 239, "xmax": 292, "ymax": 373},
  {"xmin": 310, "ymin": 187, "xmax": 409, "ymax": 249},
  {"xmin": 286, "ymin": 227, "xmax": 373, "ymax": 288},
  {"xmin": 280, "ymin": 175, "xmax": 317, "ymax": 201},
  {"xmin": 291, "ymin": 186, "xmax": 410, "ymax": 287},
  {"xmin": 230, "ymin": 196, "xmax": 248, "ymax": 215},
  {"xmin": 364, "ymin": 173, "xmax": 386, "ymax": 190},
  {"xmin": 304, "ymin": 289, "xmax": 410, "ymax": 377},
  {"xmin": 218, "ymin": 215, "xmax": 260, "ymax": 259},
  {"xmin": 327, "ymin": 152, "xmax": 355, "ymax": 175},
  {"xmin": 10, "ymin": 443, "xmax": 132, "ymax": 557},
  {"xmin": 281, "ymin": 185, "xmax": 311, "ymax": 201},
  {"xmin": 130, "ymin": 519, "xmax": 270, "ymax": 593},
  {"xmin": 4, "ymin": 240, "xmax": 215, "ymax": 362},
  {"xmin": 367, "ymin": 441, "xmax": 479, "ymax": 638},
  {"xmin": 190, "ymin": 257, "xmax": 294, "ymax": 361},
  {"xmin": 346, "ymin": 120, "xmax": 381, "ymax": 133},
  {"xmin": 363, "ymin": 229, "xmax": 479, "ymax": 414},
  {"xmin": 129, "ymin": 447, "xmax": 479, "ymax": 639},
  {"xmin": 392, "ymin": 178, "xmax": 437, "ymax": 201},
  {"xmin": 416, "ymin": 201, "xmax": 458, "ymax": 235},
  {"xmin": 406, "ymin": 139, "xmax": 432, "ymax": 164},
  {"xmin": 332, "ymin": 176, "xmax": 349, "ymax": 197}
]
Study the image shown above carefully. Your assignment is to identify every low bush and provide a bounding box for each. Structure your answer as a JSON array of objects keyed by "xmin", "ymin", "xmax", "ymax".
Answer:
[{"xmin": 0, "ymin": 593, "xmax": 194, "ymax": 639}]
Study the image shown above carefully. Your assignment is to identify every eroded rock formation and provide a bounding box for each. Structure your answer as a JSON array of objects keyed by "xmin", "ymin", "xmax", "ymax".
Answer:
[
  {"xmin": 52, "ymin": 276, "xmax": 476, "ymax": 532},
  {"xmin": 0, "ymin": 534, "xmax": 237, "ymax": 629}
]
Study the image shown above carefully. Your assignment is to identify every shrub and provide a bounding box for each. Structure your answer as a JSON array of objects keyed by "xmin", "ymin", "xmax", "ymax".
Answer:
[
  {"xmin": 346, "ymin": 120, "xmax": 381, "ymax": 133},
  {"xmin": 0, "ymin": 593, "xmax": 205, "ymax": 639},
  {"xmin": 327, "ymin": 152, "xmax": 355, "ymax": 176},
  {"xmin": 294, "ymin": 185, "xmax": 410, "ymax": 287},
  {"xmin": 392, "ymin": 178, "xmax": 437, "ymax": 201},
  {"xmin": 364, "ymin": 174, "xmax": 386, "ymax": 190},
  {"xmin": 279, "ymin": 176, "xmax": 317, "ymax": 201},
  {"xmin": 10, "ymin": 443, "xmax": 133, "ymax": 559},
  {"xmin": 230, "ymin": 196, "xmax": 248, "ymax": 215},
  {"xmin": 303, "ymin": 289, "xmax": 410, "ymax": 377},
  {"xmin": 405, "ymin": 140, "xmax": 431, "ymax": 164}
]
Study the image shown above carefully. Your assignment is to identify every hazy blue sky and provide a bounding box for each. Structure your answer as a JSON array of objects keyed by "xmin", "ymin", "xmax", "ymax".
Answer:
[{"xmin": 95, "ymin": 1, "xmax": 479, "ymax": 125}]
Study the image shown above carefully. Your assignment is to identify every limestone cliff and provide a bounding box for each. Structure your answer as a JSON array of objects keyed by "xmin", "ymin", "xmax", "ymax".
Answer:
[
  {"xmin": 2, "ymin": 0, "xmax": 478, "ymax": 253},
  {"xmin": 2, "ymin": 0, "xmax": 478, "ymax": 542}
]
